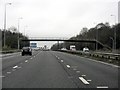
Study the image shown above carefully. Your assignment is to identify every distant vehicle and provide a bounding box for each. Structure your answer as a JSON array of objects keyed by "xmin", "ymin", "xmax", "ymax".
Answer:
[
  {"xmin": 61, "ymin": 48, "xmax": 67, "ymax": 50},
  {"xmin": 32, "ymin": 47, "xmax": 39, "ymax": 51},
  {"xmin": 21, "ymin": 47, "xmax": 32, "ymax": 56},
  {"xmin": 83, "ymin": 47, "xmax": 89, "ymax": 52},
  {"xmin": 43, "ymin": 49, "xmax": 50, "ymax": 51},
  {"xmin": 70, "ymin": 45, "xmax": 76, "ymax": 51}
]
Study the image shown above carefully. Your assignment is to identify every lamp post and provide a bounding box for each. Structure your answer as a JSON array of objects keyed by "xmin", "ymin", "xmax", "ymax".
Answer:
[
  {"xmin": 18, "ymin": 17, "xmax": 23, "ymax": 50},
  {"xmin": 24, "ymin": 25, "xmax": 28, "ymax": 36},
  {"xmin": 110, "ymin": 37, "xmax": 114, "ymax": 52},
  {"xmin": 3, "ymin": 3, "xmax": 12, "ymax": 48},
  {"xmin": 111, "ymin": 15, "xmax": 116, "ymax": 53},
  {"xmin": 96, "ymin": 27, "xmax": 98, "ymax": 51}
]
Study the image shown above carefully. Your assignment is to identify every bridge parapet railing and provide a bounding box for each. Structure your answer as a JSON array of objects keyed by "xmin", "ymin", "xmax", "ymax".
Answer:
[{"xmin": 28, "ymin": 37, "xmax": 69, "ymax": 40}]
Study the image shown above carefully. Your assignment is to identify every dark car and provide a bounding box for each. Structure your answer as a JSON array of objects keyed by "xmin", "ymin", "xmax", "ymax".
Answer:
[{"xmin": 21, "ymin": 47, "xmax": 32, "ymax": 56}]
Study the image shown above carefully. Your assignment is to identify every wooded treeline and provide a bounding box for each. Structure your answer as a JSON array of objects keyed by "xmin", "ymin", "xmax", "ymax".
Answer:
[
  {"xmin": 51, "ymin": 23, "xmax": 120, "ymax": 51},
  {"xmin": 0, "ymin": 29, "xmax": 29, "ymax": 50}
]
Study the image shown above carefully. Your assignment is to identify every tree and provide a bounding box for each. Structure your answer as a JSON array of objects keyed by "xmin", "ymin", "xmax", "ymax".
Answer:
[
  {"xmin": 0, "ymin": 26, "xmax": 30, "ymax": 50},
  {"xmin": 51, "ymin": 22, "xmax": 120, "ymax": 51}
]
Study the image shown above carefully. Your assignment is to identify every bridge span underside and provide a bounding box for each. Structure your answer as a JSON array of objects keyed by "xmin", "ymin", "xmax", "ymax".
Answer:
[
  {"xmin": 22, "ymin": 39, "xmax": 111, "ymax": 50},
  {"xmin": 22, "ymin": 39, "xmax": 96, "ymax": 43}
]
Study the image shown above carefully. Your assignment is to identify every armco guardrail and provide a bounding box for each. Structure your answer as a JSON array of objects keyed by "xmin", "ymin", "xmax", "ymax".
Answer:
[
  {"xmin": 0, "ymin": 50, "xmax": 20, "ymax": 54},
  {"xmin": 58, "ymin": 50, "xmax": 120, "ymax": 61},
  {"xmin": 92, "ymin": 52, "xmax": 120, "ymax": 60}
]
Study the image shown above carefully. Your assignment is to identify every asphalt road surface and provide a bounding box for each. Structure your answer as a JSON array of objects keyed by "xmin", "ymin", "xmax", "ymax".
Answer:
[{"xmin": 1, "ymin": 51, "xmax": 119, "ymax": 88}]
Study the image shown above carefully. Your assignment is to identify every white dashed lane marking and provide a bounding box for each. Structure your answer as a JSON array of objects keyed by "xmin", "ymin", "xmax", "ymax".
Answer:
[
  {"xmin": 76, "ymin": 71, "xmax": 80, "ymax": 73},
  {"xmin": 61, "ymin": 60, "xmax": 64, "ymax": 62},
  {"xmin": 0, "ymin": 76, "xmax": 5, "ymax": 78},
  {"xmin": 87, "ymin": 80, "xmax": 92, "ymax": 82},
  {"xmin": 81, "ymin": 75, "xmax": 86, "ymax": 77},
  {"xmin": 7, "ymin": 72, "xmax": 11, "ymax": 74},
  {"xmin": 66, "ymin": 65, "xmax": 70, "ymax": 68},
  {"xmin": 25, "ymin": 60, "xmax": 28, "ymax": 63},
  {"xmin": 13, "ymin": 66, "xmax": 18, "ymax": 69},
  {"xmin": 79, "ymin": 77, "xmax": 90, "ymax": 85},
  {"xmin": 97, "ymin": 86, "xmax": 108, "ymax": 88}
]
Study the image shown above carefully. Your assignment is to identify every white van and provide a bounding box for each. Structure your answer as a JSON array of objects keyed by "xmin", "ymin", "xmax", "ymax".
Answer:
[{"xmin": 70, "ymin": 45, "xmax": 76, "ymax": 51}]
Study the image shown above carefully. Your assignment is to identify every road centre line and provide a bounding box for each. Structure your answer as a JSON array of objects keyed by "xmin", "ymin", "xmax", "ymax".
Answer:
[{"xmin": 79, "ymin": 77, "xmax": 90, "ymax": 85}]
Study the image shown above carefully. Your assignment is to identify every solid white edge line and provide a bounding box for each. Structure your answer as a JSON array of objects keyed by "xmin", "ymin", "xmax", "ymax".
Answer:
[
  {"xmin": 80, "ymin": 57, "xmax": 119, "ymax": 68},
  {"xmin": 79, "ymin": 77, "xmax": 90, "ymax": 85},
  {"xmin": 97, "ymin": 86, "xmax": 108, "ymax": 88}
]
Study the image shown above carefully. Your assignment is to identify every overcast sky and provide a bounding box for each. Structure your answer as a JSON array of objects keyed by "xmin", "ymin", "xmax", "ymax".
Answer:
[{"xmin": 0, "ymin": 0, "xmax": 119, "ymax": 48}]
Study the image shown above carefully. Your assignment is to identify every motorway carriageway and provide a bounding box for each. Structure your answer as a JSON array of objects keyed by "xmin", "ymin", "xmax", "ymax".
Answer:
[{"xmin": 1, "ymin": 51, "xmax": 119, "ymax": 88}]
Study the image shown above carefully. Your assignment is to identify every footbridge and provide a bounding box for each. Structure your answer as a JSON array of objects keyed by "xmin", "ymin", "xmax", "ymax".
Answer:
[{"xmin": 21, "ymin": 37, "xmax": 111, "ymax": 50}]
